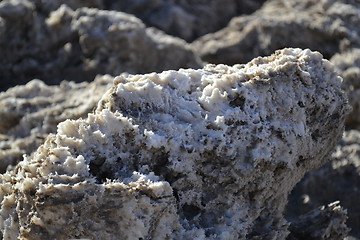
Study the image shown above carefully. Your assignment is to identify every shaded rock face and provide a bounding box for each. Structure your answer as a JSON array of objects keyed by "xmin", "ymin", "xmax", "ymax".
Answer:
[
  {"xmin": 192, "ymin": 0, "xmax": 360, "ymax": 65},
  {"xmin": 286, "ymin": 130, "xmax": 360, "ymax": 238},
  {"xmin": 0, "ymin": 75, "xmax": 113, "ymax": 173},
  {"xmin": 106, "ymin": 0, "xmax": 266, "ymax": 42},
  {"xmin": 330, "ymin": 48, "xmax": 360, "ymax": 129},
  {"xmin": 0, "ymin": 0, "xmax": 202, "ymax": 92},
  {"xmin": 0, "ymin": 49, "xmax": 349, "ymax": 239},
  {"xmin": 288, "ymin": 201, "xmax": 349, "ymax": 240}
]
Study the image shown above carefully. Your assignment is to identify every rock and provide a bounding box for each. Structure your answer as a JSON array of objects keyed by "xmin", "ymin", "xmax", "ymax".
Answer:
[
  {"xmin": 192, "ymin": 0, "xmax": 360, "ymax": 65},
  {"xmin": 286, "ymin": 130, "xmax": 360, "ymax": 239},
  {"xmin": 0, "ymin": 49, "xmax": 349, "ymax": 239},
  {"xmin": 28, "ymin": 0, "xmax": 104, "ymax": 13},
  {"xmin": 0, "ymin": 75, "xmax": 113, "ymax": 173},
  {"xmin": 288, "ymin": 201, "xmax": 350, "ymax": 240},
  {"xmin": 107, "ymin": 0, "xmax": 266, "ymax": 42},
  {"xmin": 330, "ymin": 49, "xmax": 360, "ymax": 129},
  {"xmin": 0, "ymin": 1, "xmax": 202, "ymax": 92}
]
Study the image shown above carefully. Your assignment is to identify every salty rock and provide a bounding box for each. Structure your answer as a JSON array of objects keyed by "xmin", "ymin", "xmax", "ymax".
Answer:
[
  {"xmin": 192, "ymin": 0, "xmax": 360, "ymax": 65},
  {"xmin": 286, "ymin": 130, "xmax": 360, "ymax": 239},
  {"xmin": 0, "ymin": 75, "xmax": 113, "ymax": 173},
  {"xmin": 330, "ymin": 49, "xmax": 360, "ymax": 129},
  {"xmin": 108, "ymin": 0, "xmax": 266, "ymax": 42},
  {"xmin": 0, "ymin": 49, "xmax": 349, "ymax": 239},
  {"xmin": 0, "ymin": 1, "xmax": 202, "ymax": 91}
]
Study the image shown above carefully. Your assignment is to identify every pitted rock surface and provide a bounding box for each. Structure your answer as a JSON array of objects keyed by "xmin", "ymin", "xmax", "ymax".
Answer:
[{"xmin": 0, "ymin": 49, "xmax": 349, "ymax": 239}]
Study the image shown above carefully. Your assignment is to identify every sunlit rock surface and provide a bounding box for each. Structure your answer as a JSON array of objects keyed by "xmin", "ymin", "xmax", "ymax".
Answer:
[
  {"xmin": 0, "ymin": 49, "xmax": 349, "ymax": 239},
  {"xmin": 0, "ymin": 75, "xmax": 113, "ymax": 173}
]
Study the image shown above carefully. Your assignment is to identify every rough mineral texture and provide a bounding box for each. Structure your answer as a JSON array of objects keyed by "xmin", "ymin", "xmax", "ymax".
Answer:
[
  {"xmin": 0, "ymin": 0, "xmax": 202, "ymax": 91},
  {"xmin": 0, "ymin": 49, "xmax": 349, "ymax": 239},
  {"xmin": 192, "ymin": 0, "xmax": 360, "ymax": 65},
  {"xmin": 286, "ymin": 130, "xmax": 360, "ymax": 239},
  {"xmin": 330, "ymin": 49, "xmax": 360, "ymax": 129},
  {"xmin": 107, "ymin": 0, "xmax": 266, "ymax": 42},
  {"xmin": 0, "ymin": 75, "xmax": 113, "ymax": 173},
  {"xmin": 287, "ymin": 201, "xmax": 350, "ymax": 240}
]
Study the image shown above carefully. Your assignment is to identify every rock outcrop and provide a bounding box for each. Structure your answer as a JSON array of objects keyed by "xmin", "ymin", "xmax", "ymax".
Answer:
[
  {"xmin": 0, "ymin": 49, "xmax": 349, "ymax": 239},
  {"xmin": 192, "ymin": 0, "xmax": 360, "ymax": 65},
  {"xmin": 0, "ymin": 75, "xmax": 113, "ymax": 173},
  {"xmin": 0, "ymin": 0, "xmax": 202, "ymax": 91}
]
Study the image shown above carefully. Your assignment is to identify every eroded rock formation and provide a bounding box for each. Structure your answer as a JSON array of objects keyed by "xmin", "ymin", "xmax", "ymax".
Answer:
[
  {"xmin": 192, "ymin": 0, "xmax": 360, "ymax": 65},
  {"xmin": 0, "ymin": 49, "xmax": 349, "ymax": 239},
  {"xmin": 0, "ymin": 0, "xmax": 202, "ymax": 91},
  {"xmin": 0, "ymin": 75, "xmax": 113, "ymax": 173}
]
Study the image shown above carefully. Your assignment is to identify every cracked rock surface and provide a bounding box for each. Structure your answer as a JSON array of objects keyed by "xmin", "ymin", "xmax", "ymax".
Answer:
[{"xmin": 0, "ymin": 49, "xmax": 349, "ymax": 239}]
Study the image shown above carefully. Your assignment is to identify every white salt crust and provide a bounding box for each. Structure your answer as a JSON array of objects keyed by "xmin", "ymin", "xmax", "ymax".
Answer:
[{"xmin": 0, "ymin": 48, "xmax": 349, "ymax": 239}]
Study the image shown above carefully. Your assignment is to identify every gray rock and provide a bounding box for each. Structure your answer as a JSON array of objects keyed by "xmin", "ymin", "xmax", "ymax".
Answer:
[
  {"xmin": 330, "ymin": 49, "xmax": 360, "ymax": 129},
  {"xmin": 192, "ymin": 0, "xmax": 360, "ymax": 65},
  {"xmin": 288, "ymin": 201, "xmax": 350, "ymax": 240},
  {"xmin": 0, "ymin": 49, "xmax": 350, "ymax": 239},
  {"xmin": 0, "ymin": 1, "xmax": 202, "ymax": 91},
  {"xmin": 0, "ymin": 75, "xmax": 113, "ymax": 173},
  {"xmin": 286, "ymin": 130, "xmax": 360, "ymax": 239},
  {"xmin": 107, "ymin": 0, "xmax": 266, "ymax": 42}
]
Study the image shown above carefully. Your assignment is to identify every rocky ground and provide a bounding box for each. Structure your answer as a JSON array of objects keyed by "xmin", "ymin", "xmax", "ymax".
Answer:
[{"xmin": 0, "ymin": 0, "xmax": 359, "ymax": 239}]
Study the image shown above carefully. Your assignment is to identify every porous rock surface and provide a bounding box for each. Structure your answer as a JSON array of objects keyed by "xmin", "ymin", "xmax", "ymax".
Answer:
[
  {"xmin": 0, "ymin": 75, "xmax": 113, "ymax": 173},
  {"xmin": 192, "ymin": 0, "xmax": 360, "ymax": 65},
  {"xmin": 108, "ymin": 0, "xmax": 266, "ymax": 42},
  {"xmin": 0, "ymin": 49, "xmax": 349, "ymax": 239},
  {"xmin": 0, "ymin": 0, "xmax": 202, "ymax": 91},
  {"xmin": 287, "ymin": 130, "xmax": 360, "ymax": 239},
  {"xmin": 330, "ymin": 48, "xmax": 360, "ymax": 129}
]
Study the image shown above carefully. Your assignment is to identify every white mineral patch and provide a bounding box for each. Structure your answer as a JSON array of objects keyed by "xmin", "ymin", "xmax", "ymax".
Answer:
[{"xmin": 0, "ymin": 48, "xmax": 349, "ymax": 240}]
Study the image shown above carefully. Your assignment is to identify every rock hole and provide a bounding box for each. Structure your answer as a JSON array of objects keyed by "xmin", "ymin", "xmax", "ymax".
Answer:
[
  {"xmin": 296, "ymin": 155, "xmax": 305, "ymax": 167},
  {"xmin": 311, "ymin": 129, "xmax": 320, "ymax": 142},
  {"xmin": 182, "ymin": 204, "xmax": 201, "ymax": 220},
  {"xmin": 229, "ymin": 94, "xmax": 246, "ymax": 110},
  {"xmin": 89, "ymin": 156, "xmax": 113, "ymax": 183}
]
